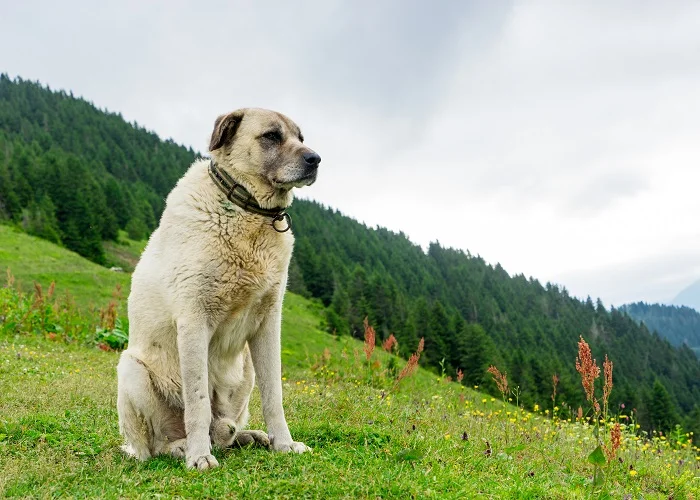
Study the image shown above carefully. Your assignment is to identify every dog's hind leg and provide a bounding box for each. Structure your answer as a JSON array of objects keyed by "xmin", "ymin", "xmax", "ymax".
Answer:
[
  {"xmin": 117, "ymin": 353, "xmax": 154, "ymax": 460},
  {"xmin": 117, "ymin": 352, "xmax": 184, "ymax": 460}
]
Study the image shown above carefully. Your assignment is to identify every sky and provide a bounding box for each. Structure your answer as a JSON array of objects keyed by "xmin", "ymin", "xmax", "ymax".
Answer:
[{"xmin": 2, "ymin": 0, "xmax": 699, "ymax": 308}]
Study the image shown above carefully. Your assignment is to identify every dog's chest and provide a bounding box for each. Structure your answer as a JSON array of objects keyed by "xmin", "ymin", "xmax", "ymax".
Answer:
[
  {"xmin": 208, "ymin": 232, "xmax": 291, "ymax": 348},
  {"xmin": 209, "ymin": 270, "xmax": 280, "ymax": 358}
]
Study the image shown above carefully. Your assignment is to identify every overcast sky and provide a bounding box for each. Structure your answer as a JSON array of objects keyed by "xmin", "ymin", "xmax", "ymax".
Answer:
[{"xmin": 2, "ymin": 0, "xmax": 699, "ymax": 307}]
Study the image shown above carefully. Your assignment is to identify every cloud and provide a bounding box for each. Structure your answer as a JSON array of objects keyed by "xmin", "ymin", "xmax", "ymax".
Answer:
[{"xmin": 2, "ymin": 0, "xmax": 700, "ymax": 306}]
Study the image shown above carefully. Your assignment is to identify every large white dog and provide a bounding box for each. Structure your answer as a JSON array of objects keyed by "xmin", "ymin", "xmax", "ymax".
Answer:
[{"xmin": 116, "ymin": 108, "xmax": 320, "ymax": 470}]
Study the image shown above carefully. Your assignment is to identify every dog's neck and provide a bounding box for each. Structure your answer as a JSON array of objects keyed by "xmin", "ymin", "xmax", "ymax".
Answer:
[
  {"xmin": 208, "ymin": 160, "xmax": 294, "ymax": 232},
  {"xmin": 208, "ymin": 159, "xmax": 294, "ymax": 211}
]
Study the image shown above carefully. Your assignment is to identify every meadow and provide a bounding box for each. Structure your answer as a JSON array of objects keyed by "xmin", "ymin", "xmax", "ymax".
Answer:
[{"xmin": 0, "ymin": 228, "xmax": 698, "ymax": 498}]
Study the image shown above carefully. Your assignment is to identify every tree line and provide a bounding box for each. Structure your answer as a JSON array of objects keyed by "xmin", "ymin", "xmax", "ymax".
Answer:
[{"xmin": 0, "ymin": 74, "xmax": 196, "ymax": 263}]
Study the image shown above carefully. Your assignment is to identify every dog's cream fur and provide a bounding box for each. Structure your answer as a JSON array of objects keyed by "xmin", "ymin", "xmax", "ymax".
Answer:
[{"xmin": 116, "ymin": 108, "xmax": 319, "ymax": 470}]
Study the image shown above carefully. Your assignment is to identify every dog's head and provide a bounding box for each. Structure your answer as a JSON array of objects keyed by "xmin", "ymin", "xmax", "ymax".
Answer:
[{"xmin": 208, "ymin": 108, "xmax": 320, "ymax": 191}]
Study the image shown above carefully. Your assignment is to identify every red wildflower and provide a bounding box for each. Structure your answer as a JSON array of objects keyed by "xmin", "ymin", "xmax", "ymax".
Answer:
[
  {"xmin": 382, "ymin": 334, "xmax": 398, "ymax": 353},
  {"xmin": 575, "ymin": 336, "xmax": 600, "ymax": 405},
  {"xmin": 395, "ymin": 337, "xmax": 425, "ymax": 385},
  {"xmin": 487, "ymin": 365, "xmax": 509, "ymax": 397},
  {"xmin": 603, "ymin": 355, "xmax": 613, "ymax": 408},
  {"xmin": 363, "ymin": 317, "xmax": 375, "ymax": 361}
]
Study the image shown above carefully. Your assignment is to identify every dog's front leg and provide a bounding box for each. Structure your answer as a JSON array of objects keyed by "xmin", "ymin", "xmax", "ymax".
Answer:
[
  {"xmin": 248, "ymin": 309, "xmax": 311, "ymax": 454},
  {"xmin": 177, "ymin": 319, "xmax": 219, "ymax": 470}
]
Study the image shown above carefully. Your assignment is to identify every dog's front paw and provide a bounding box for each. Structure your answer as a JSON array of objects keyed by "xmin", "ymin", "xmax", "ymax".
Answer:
[
  {"xmin": 187, "ymin": 453, "xmax": 219, "ymax": 470},
  {"xmin": 270, "ymin": 439, "xmax": 312, "ymax": 454}
]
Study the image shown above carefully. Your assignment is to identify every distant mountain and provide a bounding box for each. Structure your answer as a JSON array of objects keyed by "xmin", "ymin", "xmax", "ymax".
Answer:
[
  {"xmin": 672, "ymin": 279, "xmax": 700, "ymax": 312},
  {"xmin": 621, "ymin": 302, "xmax": 700, "ymax": 357}
]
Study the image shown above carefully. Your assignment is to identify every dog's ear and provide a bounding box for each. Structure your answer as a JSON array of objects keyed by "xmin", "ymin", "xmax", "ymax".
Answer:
[{"xmin": 209, "ymin": 110, "xmax": 244, "ymax": 152}]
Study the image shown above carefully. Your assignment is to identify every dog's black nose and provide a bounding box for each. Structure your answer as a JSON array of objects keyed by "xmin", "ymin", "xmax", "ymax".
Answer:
[{"xmin": 303, "ymin": 151, "xmax": 321, "ymax": 167}]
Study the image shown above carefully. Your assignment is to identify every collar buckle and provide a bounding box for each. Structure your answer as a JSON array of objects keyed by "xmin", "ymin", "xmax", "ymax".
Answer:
[{"xmin": 271, "ymin": 213, "xmax": 292, "ymax": 233}]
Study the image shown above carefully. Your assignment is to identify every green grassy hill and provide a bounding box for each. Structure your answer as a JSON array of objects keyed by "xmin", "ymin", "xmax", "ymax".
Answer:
[
  {"xmin": 1, "ymin": 225, "xmax": 698, "ymax": 498},
  {"xmin": 0, "ymin": 225, "xmax": 130, "ymax": 308}
]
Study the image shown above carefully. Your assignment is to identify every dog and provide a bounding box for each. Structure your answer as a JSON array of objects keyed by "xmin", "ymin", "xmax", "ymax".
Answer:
[{"xmin": 116, "ymin": 108, "xmax": 320, "ymax": 470}]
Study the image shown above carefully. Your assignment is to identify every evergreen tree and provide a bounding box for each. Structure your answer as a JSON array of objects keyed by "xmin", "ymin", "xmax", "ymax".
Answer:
[
  {"xmin": 286, "ymin": 255, "xmax": 310, "ymax": 298},
  {"xmin": 425, "ymin": 300, "xmax": 450, "ymax": 369},
  {"xmin": 647, "ymin": 379, "xmax": 679, "ymax": 433},
  {"xmin": 20, "ymin": 195, "xmax": 61, "ymax": 243},
  {"xmin": 457, "ymin": 323, "xmax": 495, "ymax": 387}
]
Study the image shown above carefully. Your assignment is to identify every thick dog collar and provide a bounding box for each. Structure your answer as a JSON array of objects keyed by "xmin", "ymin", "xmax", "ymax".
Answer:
[{"xmin": 208, "ymin": 160, "xmax": 292, "ymax": 232}]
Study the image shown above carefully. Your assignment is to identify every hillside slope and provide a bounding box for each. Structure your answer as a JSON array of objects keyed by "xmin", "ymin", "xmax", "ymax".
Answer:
[
  {"xmin": 0, "ymin": 74, "xmax": 196, "ymax": 263},
  {"xmin": 0, "ymin": 225, "xmax": 129, "ymax": 307},
  {"xmin": 1, "ymin": 76, "xmax": 699, "ymax": 431}
]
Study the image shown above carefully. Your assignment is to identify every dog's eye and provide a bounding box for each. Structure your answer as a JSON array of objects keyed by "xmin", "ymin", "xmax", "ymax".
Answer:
[
  {"xmin": 298, "ymin": 134, "xmax": 304, "ymax": 143},
  {"xmin": 262, "ymin": 130, "xmax": 282, "ymax": 142}
]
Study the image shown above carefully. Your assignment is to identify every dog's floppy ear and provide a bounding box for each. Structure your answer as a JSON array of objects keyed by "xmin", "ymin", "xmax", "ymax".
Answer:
[{"xmin": 209, "ymin": 110, "xmax": 244, "ymax": 152}]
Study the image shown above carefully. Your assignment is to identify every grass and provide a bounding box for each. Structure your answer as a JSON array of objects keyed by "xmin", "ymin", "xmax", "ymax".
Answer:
[{"xmin": 1, "ymin": 229, "xmax": 699, "ymax": 498}]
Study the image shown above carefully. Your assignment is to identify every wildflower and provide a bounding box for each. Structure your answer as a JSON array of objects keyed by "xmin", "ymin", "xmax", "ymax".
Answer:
[
  {"xmin": 363, "ymin": 317, "xmax": 375, "ymax": 360},
  {"xmin": 629, "ymin": 469, "xmax": 638, "ymax": 477},
  {"xmin": 577, "ymin": 406, "xmax": 583, "ymax": 421},
  {"xmin": 487, "ymin": 365, "xmax": 508, "ymax": 397},
  {"xmin": 382, "ymin": 334, "xmax": 397, "ymax": 353},
  {"xmin": 551, "ymin": 373, "xmax": 559, "ymax": 402},
  {"xmin": 456, "ymin": 369, "xmax": 464, "ymax": 383},
  {"xmin": 575, "ymin": 336, "xmax": 600, "ymax": 406},
  {"xmin": 395, "ymin": 337, "xmax": 424, "ymax": 385},
  {"xmin": 605, "ymin": 423, "xmax": 622, "ymax": 461},
  {"xmin": 534, "ymin": 404, "xmax": 540, "ymax": 412},
  {"xmin": 603, "ymin": 355, "xmax": 613, "ymax": 407}
]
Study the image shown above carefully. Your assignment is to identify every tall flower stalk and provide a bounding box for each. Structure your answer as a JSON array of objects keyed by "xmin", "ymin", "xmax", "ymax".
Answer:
[
  {"xmin": 487, "ymin": 365, "xmax": 510, "ymax": 443},
  {"xmin": 575, "ymin": 336, "xmax": 616, "ymax": 492}
]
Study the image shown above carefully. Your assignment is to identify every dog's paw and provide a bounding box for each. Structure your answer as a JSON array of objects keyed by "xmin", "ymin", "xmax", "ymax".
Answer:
[
  {"xmin": 187, "ymin": 454, "xmax": 219, "ymax": 470},
  {"xmin": 167, "ymin": 439, "xmax": 187, "ymax": 458},
  {"xmin": 211, "ymin": 418, "xmax": 237, "ymax": 448},
  {"xmin": 233, "ymin": 430, "xmax": 270, "ymax": 448},
  {"xmin": 270, "ymin": 440, "xmax": 312, "ymax": 454}
]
